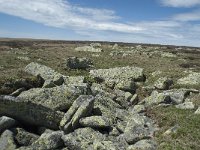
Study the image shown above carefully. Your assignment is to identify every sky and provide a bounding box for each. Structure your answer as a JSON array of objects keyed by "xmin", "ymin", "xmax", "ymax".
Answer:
[{"xmin": 0, "ymin": 0, "xmax": 200, "ymax": 47}]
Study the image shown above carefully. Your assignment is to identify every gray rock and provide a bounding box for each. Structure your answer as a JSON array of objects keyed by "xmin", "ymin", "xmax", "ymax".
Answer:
[
  {"xmin": 90, "ymin": 66, "xmax": 145, "ymax": 83},
  {"xmin": 130, "ymin": 94, "xmax": 139, "ymax": 105},
  {"xmin": 75, "ymin": 45, "xmax": 102, "ymax": 52},
  {"xmin": 163, "ymin": 125, "xmax": 179, "ymax": 136},
  {"xmin": 154, "ymin": 77, "xmax": 173, "ymax": 90},
  {"xmin": 195, "ymin": 107, "xmax": 200, "ymax": 114},
  {"xmin": 79, "ymin": 116, "xmax": 111, "ymax": 129},
  {"xmin": 116, "ymin": 112, "xmax": 155, "ymax": 145},
  {"xmin": 115, "ymin": 79, "xmax": 136, "ymax": 92},
  {"xmin": 12, "ymin": 128, "xmax": 39, "ymax": 146},
  {"xmin": 18, "ymin": 85, "xmax": 86, "ymax": 111},
  {"xmin": 0, "ymin": 95, "xmax": 64, "ymax": 130},
  {"xmin": 0, "ymin": 116, "xmax": 17, "ymax": 133},
  {"xmin": 176, "ymin": 102, "xmax": 195, "ymax": 109},
  {"xmin": 0, "ymin": 130, "xmax": 17, "ymax": 150},
  {"xmin": 60, "ymin": 95, "xmax": 95, "ymax": 133},
  {"xmin": 24, "ymin": 62, "xmax": 64, "ymax": 88},
  {"xmin": 62, "ymin": 127, "xmax": 105, "ymax": 150},
  {"xmin": 31, "ymin": 131, "xmax": 64, "ymax": 150},
  {"xmin": 66, "ymin": 57, "xmax": 93, "ymax": 69},
  {"xmin": 142, "ymin": 91, "xmax": 170, "ymax": 107},
  {"xmin": 63, "ymin": 76, "xmax": 85, "ymax": 85},
  {"xmin": 177, "ymin": 72, "xmax": 200, "ymax": 85},
  {"xmin": 132, "ymin": 105, "xmax": 146, "ymax": 113},
  {"xmin": 163, "ymin": 88, "xmax": 199, "ymax": 104},
  {"xmin": 127, "ymin": 139, "xmax": 157, "ymax": 150}
]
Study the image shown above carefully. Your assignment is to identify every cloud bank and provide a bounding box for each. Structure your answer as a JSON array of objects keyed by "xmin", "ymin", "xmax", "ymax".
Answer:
[{"xmin": 0, "ymin": 0, "xmax": 200, "ymax": 46}]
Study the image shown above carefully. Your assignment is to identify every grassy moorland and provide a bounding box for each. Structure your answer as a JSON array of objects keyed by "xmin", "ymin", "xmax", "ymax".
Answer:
[{"xmin": 0, "ymin": 38, "xmax": 200, "ymax": 149}]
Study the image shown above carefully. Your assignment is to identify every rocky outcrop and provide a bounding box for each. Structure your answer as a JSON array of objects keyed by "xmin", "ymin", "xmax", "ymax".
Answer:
[
  {"xmin": 0, "ymin": 95, "xmax": 64, "ymax": 130},
  {"xmin": 176, "ymin": 102, "xmax": 195, "ymax": 109},
  {"xmin": 66, "ymin": 57, "xmax": 93, "ymax": 69},
  {"xmin": 127, "ymin": 139, "xmax": 157, "ymax": 150},
  {"xmin": 24, "ymin": 62, "xmax": 64, "ymax": 88}
]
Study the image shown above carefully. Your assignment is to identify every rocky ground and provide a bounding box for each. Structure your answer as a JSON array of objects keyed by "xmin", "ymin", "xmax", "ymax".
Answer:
[{"xmin": 0, "ymin": 39, "xmax": 200, "ymax": 150}]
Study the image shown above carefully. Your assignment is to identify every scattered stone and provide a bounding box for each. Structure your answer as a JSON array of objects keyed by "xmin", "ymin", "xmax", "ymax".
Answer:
[
  {"xmin": 194, "ymin": 107, "xmax": 200, "ymax": 114},
  {"xmin": 79, "ymin": 116, "xmax": 111, "ymax": 129},
  {"xmin": 177, "ymin": 72, "xmax": 200, "ymax": 85},
  {"xmin": 151, "ymin": 71, "xmax": 162, "ymax": 77},
  {"xmin": 18, "ymin": 85, "xmax": 86, "ymax": 110},
  {"xmin": 0, "ymin": 116, "xmax": 17, "ymax": 133},
  {"xmin": 163, "ymin": 125, "xmax": 179, "ymax": 136},
  {"xmin": 66, "ymin": 57, "xmax": 93, "ymax": 69},
  {"xmin": 127, "ymin": 139, "xmax": 157, "ymax": 150},
  {"xmin": 0, "ymin": 95, "xmax": 64, "ymax": 130},
  {"xmin": 154, "ymin": 77, "xmax": 173, "ymax": 90},
  {"xmin": 176, "ymin": 102, "xmax": 195, "ymax": 109},
  {"xmin": 75, "ymin": 45, "xmax": 102, "ymax": 52},
  {"xmin": 0, "ymin": 130, "xmax": 17, "ymax": 150},
  {"xmin": 24, "ymin": 62, "xmax": 64, "ymax": 88},
  {"xmin": 12, "ymin": 128, "xmax": 39, "ymax": 146},
  {"xmin": 60, "ymin": 95, "xmax": 95, "ymax": 133}
]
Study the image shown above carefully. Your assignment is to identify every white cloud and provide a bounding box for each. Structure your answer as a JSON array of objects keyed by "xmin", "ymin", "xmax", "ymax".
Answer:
[
  {"xmin": 161, "ymin": 0, "xmax": 200, "ymax": 7},
  {"xmin": 173, "ymin": 10, "xmax": 200, "ymax": 21},
  {"xmin": 0, "ymin": 0, "xmax": 143, "ymax": 33}
]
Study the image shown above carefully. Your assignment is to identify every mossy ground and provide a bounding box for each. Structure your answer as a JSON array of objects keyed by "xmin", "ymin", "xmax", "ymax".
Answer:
[{"xmin": 0, "ymin": 38, "xmax": 200, "ymax": 149}]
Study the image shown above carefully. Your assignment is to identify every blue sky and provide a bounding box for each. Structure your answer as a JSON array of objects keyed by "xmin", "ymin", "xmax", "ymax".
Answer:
[{"xmin": 0, "ymin": 0, "xmax": 200, "ymax": 46}]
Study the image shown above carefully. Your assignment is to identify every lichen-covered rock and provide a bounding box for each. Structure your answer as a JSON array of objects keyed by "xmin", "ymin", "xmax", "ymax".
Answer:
[
  {"xmin": 12, "ymin": 128, "xmax": 39, "ymax": 146},
  {"xmin": 176, "ymin": 102, "xmax": 195, "ymax": 109},
  {"xmin": 18, "ymin": 85, "xmax": 86, "ymax": 110},
  {"xmin": 62, "ymin": 127, "xmax": 105, "ymax": 149},
  {"xmin": 31, "ymin": 131, "xmax": 64, "ymax": 150},
  {"xmin": 90, "ymin": 66, "xmax": 145, "ymax": 83},
  {"xmin": 142, "ymin": 91, "xmax": 170, "ymax": 107},
  {"xmin": 0, "ymin": 130, "xmax": 17, "ymax": 150},
  {"xmin": 66, "ymin": 57, "xmax": 93, "ymax": 69},
  {"xmin": 161, "ymin": 52, "xmax": 177, "ymax": 58},
  {"xmin": 154, "ymin": 77, "xmax": 173, "ymax": 90},
  {"xmin": 90, "ymin": 43, "xmax": 101, "ymax": 47},
  {"xmin": 93, "ymin": 94, "xmax": 122, "ymax": 121},
  {"xmin": 63, "ymin": 76, "xmax": 85, "ymax": 85},
  {"xmin": 163, "ymin": 88, "xmax": 199, "ymax": 104},
  {"xmin": 0, "ymin": 116, "xmax": 17, "ymax": 133},
  {"xmin": 132, "ymin": 105, "xmax": 146, "ymax": 113},
  {"xmin": 75, "ymin": 45, "xmax": 102, "ymax": 52},
  {"xmin": 60, "ymin": 95, "xmax": 95, "ymax": 133},
  {"xmin": 115, "ymin": 79, "xmax": 136, "ymax": 92},
  {"xmin": 79, "ymin": 116, "xmax": 111, "ymax": 129},
  {"xmin": 0, "ymin": 95, "xmax": 64, "ymax": 130},
  {"xmin": 127, "ymin": 139, "xmax": 157, "ymax": 150},
  {"xmin": 24, "ymin": 62, "xmax": 64, "ymax": 88},
  {"xmin": 177, "ymin": 72, "xmax": 200, "ymax": 85}
]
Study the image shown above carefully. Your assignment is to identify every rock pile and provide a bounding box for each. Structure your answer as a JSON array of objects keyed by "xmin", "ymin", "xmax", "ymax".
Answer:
[
  {"xmin": 75, "ymin": 43, "xmax": 103, "ymax": 53},
  {"xmin": 0, "ymin": 62, "xmax": 199, "ymax": 150}
]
